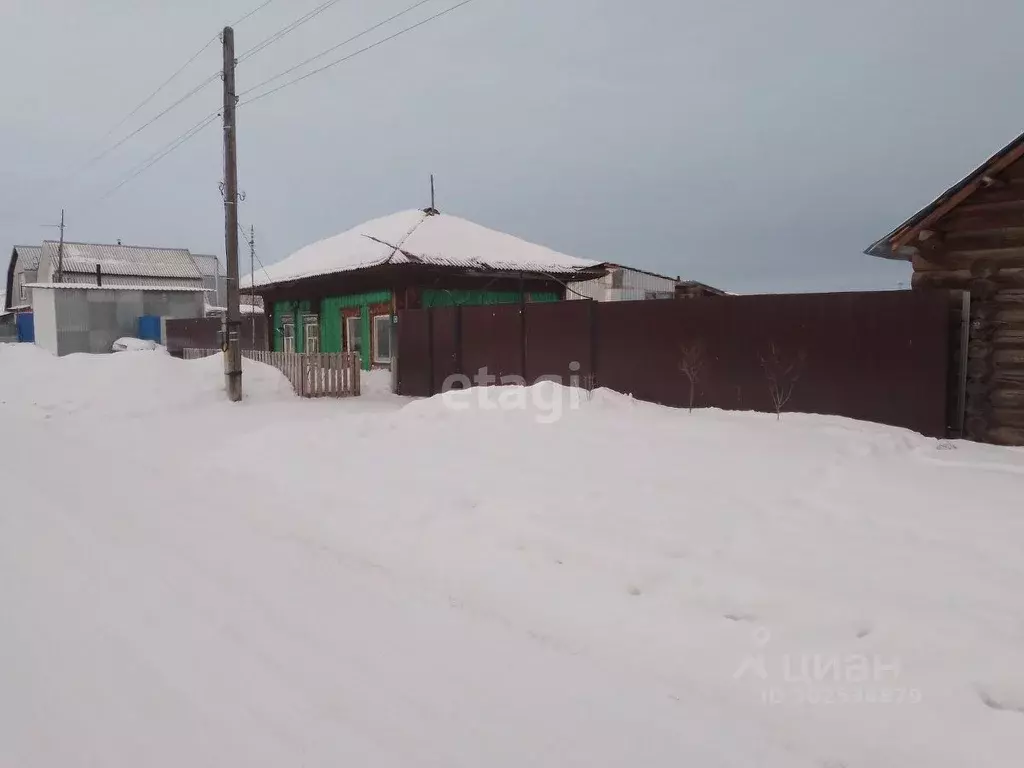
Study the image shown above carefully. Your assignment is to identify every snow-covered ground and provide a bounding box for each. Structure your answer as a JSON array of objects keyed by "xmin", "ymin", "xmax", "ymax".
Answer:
[{"xmin": 1, "ymin": 343, "xmax": 1023, "ymax": 767}]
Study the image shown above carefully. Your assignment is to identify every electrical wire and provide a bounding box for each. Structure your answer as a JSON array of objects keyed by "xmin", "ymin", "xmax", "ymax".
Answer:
[
  {"xmin": 237, "ymin": 0, "xmax": 348, "ymax": 63},
  {"xmin": 82, "ymin": 71, "xmax": 221, "ymax": 171},
  {"xmin": 238, "ymin": 0, "xmax": 434, "ymax": 98},
  {"xmin": 96, "ymin": 38, "xmax": 218, "ymax": 145},
  {"xmin": 239, "ymin": 0, "xmax": 479, "ymax": 108},
  {"xmin": 238, "ymin": 222, "xmax": 274, "ymax": 285},
  {"xmin": 77, "ymin": 0, "xmax": 276, "ymax": 171},
  {"xmin": 232, "ymin": 0, "xmax": 279, "ymax": 26},
  {"xmin": 97, "ymin": 110, "xmax": 221, "ymax": 202}
]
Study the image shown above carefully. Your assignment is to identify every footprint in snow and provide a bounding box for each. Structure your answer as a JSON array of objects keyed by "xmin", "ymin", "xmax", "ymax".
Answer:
[
  {"xmin": 724, "ymin": 612, "xmax": 757, "ymax": 623},
  {"xmin": 978, "ymin": 686, "xmax": 1024, "ymax": 715}
]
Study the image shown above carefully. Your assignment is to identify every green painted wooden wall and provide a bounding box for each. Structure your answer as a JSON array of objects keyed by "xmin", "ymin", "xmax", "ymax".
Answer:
[
  {"xmin": 321, "ymin": 290, "xmax": 391, "ymax": 369},
  {"xmin": 421, "ymin": 289, "xmax": 559, "ymax": 307},
  {"xmin": 272, "ymin": 300, "xmax": 312, "ymax": 352}
]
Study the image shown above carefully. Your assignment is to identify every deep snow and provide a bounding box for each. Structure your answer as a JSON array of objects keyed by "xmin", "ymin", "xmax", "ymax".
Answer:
[{"xmin": 1, "ymin": 344, "xmax": 1023, "ymax": 767}]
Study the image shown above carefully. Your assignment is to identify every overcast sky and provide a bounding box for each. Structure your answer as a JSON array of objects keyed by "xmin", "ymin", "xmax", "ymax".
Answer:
[{"xmin": 3, "ymin": 0, "xmax": 1023, "ymax": 293}]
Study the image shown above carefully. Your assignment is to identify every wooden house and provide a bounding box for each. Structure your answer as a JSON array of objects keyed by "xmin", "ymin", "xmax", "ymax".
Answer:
[
  {"xmin": 866, "ymin": 132, "xmax": 1024, "ymax": 445},
  {"xmin": 243, "ymin": 208, "xmax": 606, "ymax": 370}
]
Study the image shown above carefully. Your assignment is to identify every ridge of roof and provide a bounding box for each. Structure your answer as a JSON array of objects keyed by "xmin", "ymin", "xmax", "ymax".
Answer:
[{"xmin": 41, "ymin": 239, "xmax": 192, "ymax": 253}]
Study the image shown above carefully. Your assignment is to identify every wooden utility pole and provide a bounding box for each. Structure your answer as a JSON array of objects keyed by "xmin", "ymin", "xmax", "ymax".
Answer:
[
  {"xmin": 55, "ymin": 209, "xmax": 66, "ymax": 283},
  {"xmin": 222, "ymin": 26, "xmax": 242, "ymax": 401}
]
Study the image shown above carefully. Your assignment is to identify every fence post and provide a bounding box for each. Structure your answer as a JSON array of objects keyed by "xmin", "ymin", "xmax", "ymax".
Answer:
[
  {"xmin": 427, "ymin": 309, "xmax": 435, "ymax": 396},
  {"xmin": 520, "ymin": 292, "xmax": 527, "ymax": 382},
  {"xmin": 589, "ymin": 299, "xmax": 599, "ymax": 390},
  {"xmin": 454, "ymin": 304, "xmax": 463, "ymax": 386}
]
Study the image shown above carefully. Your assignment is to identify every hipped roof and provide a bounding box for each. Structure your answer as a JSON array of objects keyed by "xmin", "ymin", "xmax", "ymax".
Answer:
[{"xmin": 244, "ymin": 210, "xmax": 601, "ymax": 290}]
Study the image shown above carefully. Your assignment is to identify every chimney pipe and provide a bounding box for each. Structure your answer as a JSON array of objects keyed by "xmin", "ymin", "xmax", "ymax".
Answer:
[{"xmin": 96, "ymin": 263, "xmax": 102, "ymax": 287}]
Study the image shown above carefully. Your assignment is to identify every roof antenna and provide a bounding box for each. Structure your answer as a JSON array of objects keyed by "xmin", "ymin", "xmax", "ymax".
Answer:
[{"xmin": 424, "ymin": 174, "xmax": 439, "ymax": 216}]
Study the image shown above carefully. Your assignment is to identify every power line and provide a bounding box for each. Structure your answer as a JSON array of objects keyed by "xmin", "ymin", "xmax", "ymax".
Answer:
[
  {"xmin": 82, "ymin": 71, "xmax": 221, "ymax": 171},
  {"xmin": 232, "ymin": 0, "xmax": 280, "ymax": 26},
  {"xmin": 237, "ymin": 0, "xmax": 349, "ymax": 63},
  {"xmin": 82, "ymin": 0, "xmax": 277, "ymax": 170},
  {"xmin": 239, "ymin": 0, "xmax": 479, "ymax": 108},
  {"xmin": 96, "ymin": 110, "xmax": 221, "ymax": 202},
  {"xmin": 96, "ymin": 37, "xmax": 219, "ymax": 145},
  {"xmin": 239, "ymin": 0, "xmax": 434, "ymax": 98},
  {"xmin": 238, "ymin": 222, "xmax": 274, "ymax": 285}
]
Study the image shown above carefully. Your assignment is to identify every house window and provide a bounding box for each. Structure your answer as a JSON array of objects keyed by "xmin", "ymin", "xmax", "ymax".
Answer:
[
  {"xmin": 373, "ymin": 314, "xmax": 392, "ymax": 363},
  {"xmin": 281, "ymin": 320, "xmax": 295, "ymax": 352},
  {"xmin": 303, "ymin": 314, "xmax": 319, "ymax": 353},
  {"xmin": 17, "ymin": 274, "xmax": 26, "ymax": 302},
  {"xmin": 345, "ymin": 316, "xmax": 362, "ymax": 355}
]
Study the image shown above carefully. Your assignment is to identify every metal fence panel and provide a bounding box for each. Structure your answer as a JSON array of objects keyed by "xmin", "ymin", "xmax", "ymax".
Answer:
[
  {"xmin": 431, "ymin": 307, "xmax": 460, "ymax": 393},
  {"xmin": 166, "ymin": 316, "xmax": 267, "ymax": 354},
  {"xmin": 395, "ymin": 291, "xmax": 952, "ymax": 437},
  {"xmin": 397, "ymin": 309, "xmax": 432, "ymax": 397},
  {"xmin": 524, "ymin": 301, "xmax": 594, "ymax": 386},
  {"xmin": 461, "ymin": 304, "xmax": 523, "ymax": 385}
]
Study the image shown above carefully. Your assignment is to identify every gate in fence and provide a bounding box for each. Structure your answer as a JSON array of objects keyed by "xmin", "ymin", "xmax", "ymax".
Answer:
[{"xmin": 184, "ymin": 349, "xmax": 360, "ymax": 398}]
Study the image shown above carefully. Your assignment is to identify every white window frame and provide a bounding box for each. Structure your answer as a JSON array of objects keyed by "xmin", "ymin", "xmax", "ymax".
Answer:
[
  {"xmin": 345, "ymin": 316, "xmax": 362, "ymax": 355},
  {"xmin": 303, "ymin": 314, "xmax": 319, "ymax": 354},
  {"xmin": 372, "ymin": 314, "xmax": 392, "ymax": 364},
  {"xmin": 281, "ymin": 320, "xmax": 295, "ymax": 353}
]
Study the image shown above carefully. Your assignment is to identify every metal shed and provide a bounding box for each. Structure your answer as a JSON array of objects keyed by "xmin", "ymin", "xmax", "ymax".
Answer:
[{"xmin": 28, "ymin": 283, "xmax": 205, "ymax": 356}]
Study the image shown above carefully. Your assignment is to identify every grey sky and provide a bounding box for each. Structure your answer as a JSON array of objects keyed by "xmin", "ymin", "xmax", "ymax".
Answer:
[{"xmin": 3, "ymin": 0, "xmax": 1022, "ymax": 294}]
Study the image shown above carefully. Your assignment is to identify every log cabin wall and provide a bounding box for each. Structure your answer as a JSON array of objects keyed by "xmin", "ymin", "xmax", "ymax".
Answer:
[{"xmin": 908, "ymin": 166, "xmax": 1024, "ymax": 445}]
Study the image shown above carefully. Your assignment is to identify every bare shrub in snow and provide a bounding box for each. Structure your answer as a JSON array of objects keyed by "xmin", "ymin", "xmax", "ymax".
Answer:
[
  {"xmin": 759, "ymin": 342, "xmax": 806, "ymax": 420},
  {"xmin": 678, "ymin": 342, "xmax": 706, "ymax": 413}
]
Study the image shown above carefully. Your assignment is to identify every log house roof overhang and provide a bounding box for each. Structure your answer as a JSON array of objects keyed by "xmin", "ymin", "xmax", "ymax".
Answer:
[{"xmin": 865, "ymin": 130, "xmax": 1024, "ymax": 260}]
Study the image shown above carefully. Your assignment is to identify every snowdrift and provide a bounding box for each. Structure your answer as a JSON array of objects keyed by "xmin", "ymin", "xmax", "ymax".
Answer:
[
  {"xmin": 0, "ymin": 343, "xmax": 294, "ymax": 419},
  {"xmin": 2, "ymin": 355, "xmax": 1024, "ymax": 766}
]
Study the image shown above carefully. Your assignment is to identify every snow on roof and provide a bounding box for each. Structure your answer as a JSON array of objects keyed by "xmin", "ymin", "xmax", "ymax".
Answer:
[
  {"xmin": 243, "ymin": 210, "xmax": 599, "ymax": 289},
  {"xmin": 41, "ymin": 241, "xmax": 202, "ymax": 280}
]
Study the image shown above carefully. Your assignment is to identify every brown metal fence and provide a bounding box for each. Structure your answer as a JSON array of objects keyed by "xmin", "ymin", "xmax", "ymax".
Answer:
[
  {"xmin": 397, "ymin": 291, "xmax": 953, "ymax": 437},
  {"xmin": 183, "ymin": 349, "xmax": 360, "ymax": 398},
  {"xmin": 166, "ymin": 316, "xmax": 267, "ymax": 355}
]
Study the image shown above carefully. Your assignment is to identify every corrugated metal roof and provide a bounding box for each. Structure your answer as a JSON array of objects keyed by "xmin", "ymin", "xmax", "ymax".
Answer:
[
  {"xmin": 13, "ymin": 245, "xmax": 43, "ymax": 269},
  {"xmin": 41, "ymin": 241, "xmax": 202, "ymax": 279},
  {"xmin": 191, "ymin": 254, "xmax": 221, "ymax": 277},
  {"xmin": 26, "ymin": 282, "xmax": 207, "ymax": 293}
]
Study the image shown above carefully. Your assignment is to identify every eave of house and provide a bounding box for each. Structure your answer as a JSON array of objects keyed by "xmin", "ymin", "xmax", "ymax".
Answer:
[{"xmin": 865, "ymin": 129, "xmax": 1024, "ymax": 260}]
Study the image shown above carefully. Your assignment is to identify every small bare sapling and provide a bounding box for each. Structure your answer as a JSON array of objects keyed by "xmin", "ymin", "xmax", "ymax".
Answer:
[{"xmin": 759, "ymin": 342, "xmax": 805, "ymax": 420}]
